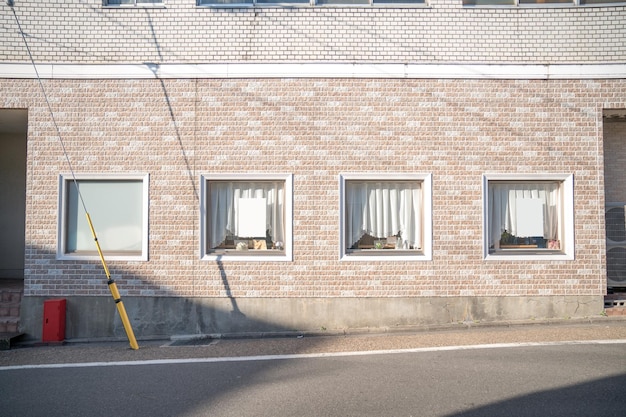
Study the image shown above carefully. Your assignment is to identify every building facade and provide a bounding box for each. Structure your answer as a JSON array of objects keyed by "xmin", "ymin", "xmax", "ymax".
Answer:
[{"xmin": 1, "ymin": 0, "xmax": 625, "ymax": 341}]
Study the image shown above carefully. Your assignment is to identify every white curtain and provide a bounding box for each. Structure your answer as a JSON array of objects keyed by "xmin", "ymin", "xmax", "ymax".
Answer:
[
  {"xmin": 346, "ymin": 181, "xmax": 422, "ymax": 249},
  {"xmin": 489, "ymin": 182, "xmax": 559, "ymax": 246},
  {"xmin": 209, "ymin": 181, "xmax": 285, "ymax": 248}
]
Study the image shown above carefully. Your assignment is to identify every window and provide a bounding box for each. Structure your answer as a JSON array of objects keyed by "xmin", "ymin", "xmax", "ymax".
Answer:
[
  {"xmin": 198, "ymin": 0, "xmax": 424, "ymax": 6},
  {"xmin": 200, "ymin": 174, "xmax": 293, "ymax": 262},
  {"xmin": 57, "ymin": 174, "xmax": 149, "ymax": 261},
  {"xmin": 464, "ymin": 0, "xmax": 622, "ymax": 5},
  {"xmin": 105, "ymin": 0, "xmax": 163, "ymax": 6},
  {"xmin": 340, "ymin": 174, "xmax": 432, "ymax": 261},
  {"xmin": 483, "ymin": 174, "xmax": 574, "ymax": 260}
]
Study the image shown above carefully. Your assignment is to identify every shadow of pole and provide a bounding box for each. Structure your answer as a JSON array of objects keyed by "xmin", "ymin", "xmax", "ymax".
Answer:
[
  {"xmin": 144, "ymin": 9, "xmax": 242, "ymax": 319},
  {"xmin": 144, "ymin": 9, "xmax": 198, "ymax": 201},
  {"xmin": 216, "ymin": 256, "xmax": 245, "ymax": 318}
]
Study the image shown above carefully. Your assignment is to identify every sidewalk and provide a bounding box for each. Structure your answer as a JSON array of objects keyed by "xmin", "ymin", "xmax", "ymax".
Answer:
[{"xmin": 2, "ymin": 318, "xmax": 626, "ymax": 368}]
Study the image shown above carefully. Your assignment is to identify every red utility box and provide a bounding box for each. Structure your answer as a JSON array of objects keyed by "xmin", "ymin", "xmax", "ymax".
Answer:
[{"xmin": 42, "ymin": 299, "xmax": 66, "ymax": 342}]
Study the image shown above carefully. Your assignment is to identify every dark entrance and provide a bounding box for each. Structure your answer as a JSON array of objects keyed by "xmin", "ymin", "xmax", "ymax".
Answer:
[{"xmin": 0, "ymin": 109, "xmax": 28, "ymax": 280}]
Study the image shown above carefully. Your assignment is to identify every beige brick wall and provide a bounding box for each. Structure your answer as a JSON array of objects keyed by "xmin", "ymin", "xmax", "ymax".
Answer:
[
  {"xmin": 1, "ymin": 1, "xmax": 624, "ymax": 64},
  {"xmin": 4, "ymin": 77, "xmax": 624, "ymax": 299}
]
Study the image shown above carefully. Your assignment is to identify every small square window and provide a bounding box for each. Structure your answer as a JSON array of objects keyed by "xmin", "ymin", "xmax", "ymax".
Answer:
[
  {"xmin": 340, "ymin": 174, "xmax": 432, "ymax": 261},
  {"xmin": 57, "ymin": 174, "xmax": 149, "ymax": 261},
  {"xmin": 483, "ymin": 174, "xmax": 574, "ymax": 260},
  {"xmin": 200, "ymin": 174, "xmax": 293, "ymax": 262}
]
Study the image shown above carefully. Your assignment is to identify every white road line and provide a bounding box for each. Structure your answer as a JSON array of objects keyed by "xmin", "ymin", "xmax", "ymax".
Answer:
[{"xmin": 2, "ymin": 339, "xmax": 625, "ymax": 371}]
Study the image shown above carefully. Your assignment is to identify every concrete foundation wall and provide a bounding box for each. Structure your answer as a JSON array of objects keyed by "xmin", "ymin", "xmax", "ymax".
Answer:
[{"xmin": 20, "ymin": 294, "xmax": 604, "ymax": 341}]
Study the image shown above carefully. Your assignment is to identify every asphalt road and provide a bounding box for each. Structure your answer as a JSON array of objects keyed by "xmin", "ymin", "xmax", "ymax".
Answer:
[{"xmin": 1, "ymin": 341, "xmax": 625, "ymax": 416}]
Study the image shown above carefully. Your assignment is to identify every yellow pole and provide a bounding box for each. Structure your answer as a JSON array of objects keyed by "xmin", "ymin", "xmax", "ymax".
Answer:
[{"xmin": 86, "ymin": 213, "xmax": 139, "ymax": 350}]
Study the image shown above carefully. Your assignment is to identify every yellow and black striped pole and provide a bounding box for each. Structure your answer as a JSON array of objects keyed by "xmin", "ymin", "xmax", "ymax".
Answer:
[
  {"xmin": 86, "ymin": 213, "xmax": 139, "ymax": 350},
  {"xmin": 9, "ymin": 1, "xmax": 138, "ymax": 350}
]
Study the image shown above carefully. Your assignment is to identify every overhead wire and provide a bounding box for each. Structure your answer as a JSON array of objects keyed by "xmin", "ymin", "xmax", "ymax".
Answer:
[{"xmin": 8, "ymin": 0, "xmax": 138, "ymax": 350}]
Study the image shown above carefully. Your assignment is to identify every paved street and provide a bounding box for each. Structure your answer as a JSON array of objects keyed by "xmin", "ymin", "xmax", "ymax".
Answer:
[{"xmin": 1, "ymin": 320, "xmax": 626, "ymax": 416}]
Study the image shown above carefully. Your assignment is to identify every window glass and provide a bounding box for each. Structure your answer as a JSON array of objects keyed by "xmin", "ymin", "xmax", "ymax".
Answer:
[
  {"xmin": 208, "ymin": 181, "xmax": 285, "ymax": 252},
  {"xmin": 346, "ymin": 181, "xmax": 422, "ymax": 252},
  {"xmin": 199, "ymin": 0, "xmax": 424, "ymax": 5},
  {"xmin": 372, "ymin": 0, "xmax": 425, "ymax": 3},
  {"xmin": 483, "ymin": 174, "xmax": 574, "ymax": 260},
  {"xmin": 518, "ymin": 0, "xmax": 571, "ymax": 3},
  {"xmin": 464, "ymin": 0, "xmax": 579, "ymax": 4},
  {"xmin": 256, "ymin": 0, "xmax": 308, "ymax": 3},
  {"xmin": 197, "ymin": 0, "xmax": 255, "ymax": 4},
  {"xmin": 340, "ymin": 174, "xmax": 432, "ymax": 261},
  {"xmin": 463, "ymin": 0, "xmax": 514, "ymax": 5},
  {"xmin": 579, "ymin": 0, "xmax": 624, "ymax": 4},
  {"xmin": 105, "ymin": 0, "xmax": 162, "ymax": 5},
  {"xmin": 58, "ymin": 175, "xmax": 149, "ymax": 261},
  {"xmin": 201, "ymin": 174, "xmax": 293, "ymax": 261},
  {"xmin": 488, "ymin": 181, "xmax": 561, "ymax": 253},
  {"xmin": 317, "ymin": 0, "xmax": 369, "ymax": 4}
]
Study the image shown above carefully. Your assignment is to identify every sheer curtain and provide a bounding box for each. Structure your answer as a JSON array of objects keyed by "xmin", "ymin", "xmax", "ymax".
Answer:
[
  {"xmin": 346, "ymin": 181, "xmax": 422, "ymax": 249},
  {"xmin": 489, "ymin": 182, "xmax": 559, "ymax": 246},
  {"xmin": 209, "ymin": 181, "xmax": 285, "ymax": 249}
]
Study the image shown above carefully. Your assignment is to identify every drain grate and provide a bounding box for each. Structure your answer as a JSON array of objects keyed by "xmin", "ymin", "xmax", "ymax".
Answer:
[{"xmin": 167, "ymin": 337, "xmax": 217, "ymax": 347}]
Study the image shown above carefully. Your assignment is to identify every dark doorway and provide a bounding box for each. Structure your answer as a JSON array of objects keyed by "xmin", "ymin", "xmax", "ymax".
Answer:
[
  {"xmin": 0, "ymin": 109, "xmax": 28, "ymax": 280},
  {"xmin": 603, "ymin": 110, "xmax": 626, "ymax": 290}
]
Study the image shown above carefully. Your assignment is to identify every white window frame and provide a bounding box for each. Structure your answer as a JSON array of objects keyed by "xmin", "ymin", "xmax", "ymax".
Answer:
[
  {"xmin": 339, "ymin": 173, "xmax": 432, "ymax": 262},
  {"xmin": 57, "ymin": 173, "xmax": 150, "ymax": 262},
  {"xmin": 200, "ymin": 173, "xmax": 293, "ymax": 262},
  {"xmin": 482, "ymin": 173, "xmax": 574, "ymax": 261}
]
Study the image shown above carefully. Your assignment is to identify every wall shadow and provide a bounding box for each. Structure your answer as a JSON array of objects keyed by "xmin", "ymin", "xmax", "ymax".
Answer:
[
  {"xmin": 19, "ymin": 244, "xmax": 296, "ymax": 342},
  {"xmin": 446, "ymin": 373, "xmax": 626, "ymax": 417}
]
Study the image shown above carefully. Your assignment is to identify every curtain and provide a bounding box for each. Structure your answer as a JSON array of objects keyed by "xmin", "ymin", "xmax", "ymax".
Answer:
[
  {"xmin": 209, "ymin": 181, "xmax": 285, "ymax": 249},
  {"xmin": 489, "ymin": 182, "xmax": 559, "ymax": 246},
  {"xmin": 346, "ymin": 181, "xmax": 422, "ymax": 249}
]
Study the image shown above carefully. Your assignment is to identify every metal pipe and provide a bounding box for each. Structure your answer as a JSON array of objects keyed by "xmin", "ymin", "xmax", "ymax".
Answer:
[{"xmin": 86, "ymin": 213, "xmax": 139, "ymax": 350}]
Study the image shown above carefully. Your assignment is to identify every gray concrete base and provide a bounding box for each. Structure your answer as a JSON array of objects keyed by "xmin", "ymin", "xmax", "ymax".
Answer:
[{"xmin": 19, "ymin": 295, "xmax": 605, "ymax": 342}]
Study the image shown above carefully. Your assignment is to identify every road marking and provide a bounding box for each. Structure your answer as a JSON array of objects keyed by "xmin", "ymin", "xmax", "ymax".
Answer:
[{"xmin": 2, "ymin": 339, "xmax": 625, "ymax": 371}]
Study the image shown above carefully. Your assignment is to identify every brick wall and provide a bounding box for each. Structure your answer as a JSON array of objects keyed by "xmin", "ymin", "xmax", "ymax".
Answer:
[
  {"xmin": 5, "ymin": 77, "xmax": 624, "ymax": 300},
  {"xmin": 1, "ymin": 1, "xmax": 625, "ymax": 64}
]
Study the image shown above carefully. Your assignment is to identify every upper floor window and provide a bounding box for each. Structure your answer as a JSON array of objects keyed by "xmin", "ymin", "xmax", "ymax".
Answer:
[
  {"xmin": 464, "ymin": 0, "xmax": 622, "ymax": 5},
  {"xmin": 105, "ymin": 0, "xmax": 163, "ymax": 6},
  {"xmin": 483, "ymin": 174, "xmax": 574, "ymax": 261},
  {"xmin": 198, "ymin": 0, "xmax": 424, "ymax": 6},
  {"xmin": 340, "ymin": 173, "xmax": 432, "ymax": 261}
]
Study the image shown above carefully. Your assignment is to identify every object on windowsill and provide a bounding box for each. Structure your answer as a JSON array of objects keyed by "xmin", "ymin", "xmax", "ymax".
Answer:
[
  {"xmin": 274, "ymin": 241, "xmax": 283, "ymax": 250},
  {"xmin": 253, "ymin": 239, "xmax": 267, "ymax": 250},
  {"xmin": 500, "ymin": 230, "xmax": 514, "ymax": 245},
  {"xmin": 548, "ymin": 240, "xmax": 560, "ymax": 250},
  {"xmin": 235, "ymin": 241, "xmax": 248, "ymax": 251},
  {"xmin": 374, "ymin": 240, "xmax": 385, "ymax": 249}
]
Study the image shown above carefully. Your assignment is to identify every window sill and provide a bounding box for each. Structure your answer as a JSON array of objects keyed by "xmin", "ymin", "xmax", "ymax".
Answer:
[
  {"xmin": 57, "ymin": 253, "xmax": 147, "ymax": 262},
  {"xmin": 485, "ymin": 251, "xmax": 573, "ymax": 261},
  {"xmin": 341, "ymin": 250, "xmax": 430, "ymax": 261},
  {"xmin": 203, "ymin": 250, "xmax": 292, "ymax": 262}
]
